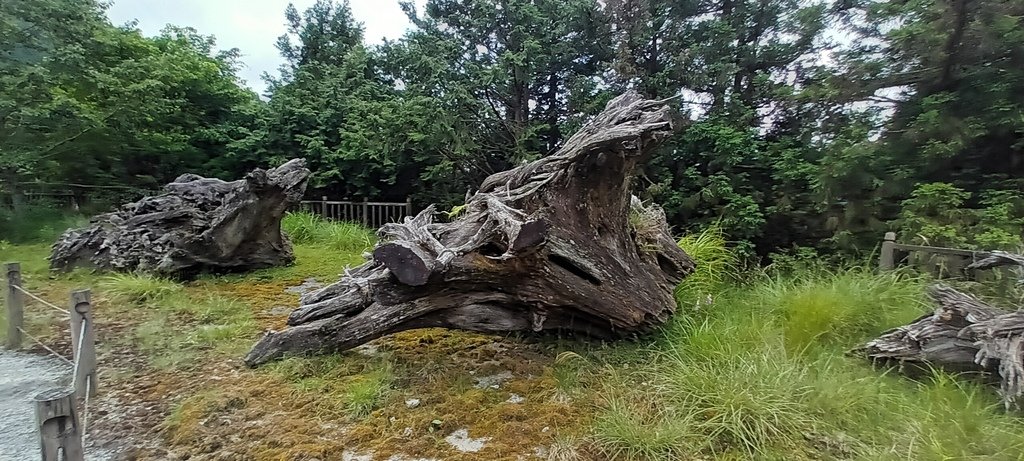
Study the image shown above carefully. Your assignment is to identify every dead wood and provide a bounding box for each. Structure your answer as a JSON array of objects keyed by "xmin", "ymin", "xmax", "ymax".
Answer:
[
  {"xmin": 855, "ymin": 285, "xmax": 1024, "ymax": 410},
  {"xmin": 245, "ymin": 92, "xmax": 694, "ymax": 366},
  {"xmin": 49, "ymin": 159, "xmax": 310, "ymax": 276}
]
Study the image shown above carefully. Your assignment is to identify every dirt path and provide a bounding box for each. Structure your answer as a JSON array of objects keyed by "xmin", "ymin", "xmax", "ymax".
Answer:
[{"xmin": 0, "ymin": 349, "xmax": 114, "ymax": 461}]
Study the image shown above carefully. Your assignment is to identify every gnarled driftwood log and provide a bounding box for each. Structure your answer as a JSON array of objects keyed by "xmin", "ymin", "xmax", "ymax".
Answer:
[
  {"xmin": 855, "ymin": 285, "xmax": 1024, "ymax": 410},
  {"xmin": 246, "ymin": 92, "xmax": 694, "ymax": 366},
  {"xmin": 50, "ymin": 159, "xmax": 310, "ymax": 276}
]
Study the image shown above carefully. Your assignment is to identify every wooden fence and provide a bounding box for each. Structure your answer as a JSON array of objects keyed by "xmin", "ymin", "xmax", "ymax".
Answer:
[
  {"xmin": 6, "ymin": 262, "xmax": 97, "ymax": 461},
  {"xmin": 878, "ymin": 232, "xmax": 1000, "ymax": 280},
  {"xmin": 300, "ymin": 196, "xmax": 414, "ymax": 228}
]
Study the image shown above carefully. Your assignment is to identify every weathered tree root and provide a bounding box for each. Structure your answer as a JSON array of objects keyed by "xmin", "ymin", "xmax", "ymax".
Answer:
[
  {"xmin": 855, "ymin": 285, "xmax": 1024, "ymax": 411},
  {"xmin": 49, "ymin": 159, "xmax": 310, "ymax": 276},
  {"xmin": 245, "ymin": 92, "xmax": 695, "ymax": 366}
]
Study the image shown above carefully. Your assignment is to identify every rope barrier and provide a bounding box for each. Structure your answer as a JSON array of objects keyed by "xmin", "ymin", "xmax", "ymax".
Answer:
[
  {"xmin": 14, "ymin": 327, "xmax": 73, "ymax": 366},
  {"xmin": 82, "ymin": 379, "xmax": 92, "ymax": 446},
  {"xmin": 71, "ymin": 319, "xmax": 86, "ymax": 385},
  {"xmin": 13, "ymin": 285, "xmax": 70, "ymax": 315}
]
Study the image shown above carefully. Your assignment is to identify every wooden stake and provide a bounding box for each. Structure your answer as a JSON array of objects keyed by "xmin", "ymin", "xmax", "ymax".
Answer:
[
  {"xmin": 5, "ymin": 262, "xmax": 22, "ymax": 349},
  {"xmin": 70, "ymin": 289, "xmax": 97, "ymax": 398},
  {"xmin": 879, "ymin": 232, "xmax": 897, "ymax": 271},
  {"xmin": 34, "ymin": 387, "xmax": 84, "ymax": 461}
]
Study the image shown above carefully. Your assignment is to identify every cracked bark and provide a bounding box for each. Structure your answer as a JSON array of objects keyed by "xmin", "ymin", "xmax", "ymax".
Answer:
[
  {"xmin": 49, "ymin": 159, "xmax": 310, "ymax": 276},
  {"xmin": 245, "ymin": 92, "xmax": 694, "ymax": 366}
]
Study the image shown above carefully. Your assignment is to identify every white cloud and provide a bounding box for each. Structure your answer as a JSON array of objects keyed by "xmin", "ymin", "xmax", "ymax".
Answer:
[{"xmin": 105, "ymin": 0, "xmax": 424, "ymax": 95}]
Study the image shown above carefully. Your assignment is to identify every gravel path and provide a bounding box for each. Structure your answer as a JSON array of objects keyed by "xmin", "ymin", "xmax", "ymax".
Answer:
[{"xmin": 0, "ymin": 349, "xmax": 113, "ymax": 461}]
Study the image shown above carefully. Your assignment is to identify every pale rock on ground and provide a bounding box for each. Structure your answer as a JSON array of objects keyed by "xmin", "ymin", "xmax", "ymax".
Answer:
[
  {"xmin": 473, "ymin": 371, "xmax": 513, "ymax": 389},
  {"xmin": 284, "ymin": 278, "xmax": 323, "ymax": 295},
  {"xmin": 444, "ymin": 428, "xmax": 491, "ymax": 453}
]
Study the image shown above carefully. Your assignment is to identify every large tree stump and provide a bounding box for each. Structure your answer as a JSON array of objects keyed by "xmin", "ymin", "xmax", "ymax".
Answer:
[
  {"xmin": 245, "ymin": 92, "xmax": 695, "ymax": 366},
  {"xmin": 49, "ymin": 159, "xmax": 311, "ymax": 276},
  {"xmin": 855, "ymin": 285, "xmax": 1024, "ymax": 411}
]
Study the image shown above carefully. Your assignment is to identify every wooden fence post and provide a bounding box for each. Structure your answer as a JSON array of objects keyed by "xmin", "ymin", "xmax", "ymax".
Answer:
[
  {"xmin": 70, "ymin": 289, "xmax": 97, "ymax": 398},
  {"xmin": 879, "ymin": 232, "xmax": 897, "ymax": 271},
  {"xmin": 6, "ymin": 262, "xmax": 23, "ymax": 349},
  {"xmin": 362, "ymin": 198, "xmax": 369, "ymax": 227},
  {"xmin": 34, "ymin": 387, "xmax": 84, "ymax": 461}
]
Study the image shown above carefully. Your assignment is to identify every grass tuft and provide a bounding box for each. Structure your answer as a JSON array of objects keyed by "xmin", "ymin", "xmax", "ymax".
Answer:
[
  {"xmin": 674, "ymin": 225, "xmax": 739, "ymax": 308},
  {"xmin": 282, "ymin": 211, "xmax": 375, "ymax": 252},
  {"xmin": 99, "ymin": 273, "xmax": 184, "ymax": 304}
]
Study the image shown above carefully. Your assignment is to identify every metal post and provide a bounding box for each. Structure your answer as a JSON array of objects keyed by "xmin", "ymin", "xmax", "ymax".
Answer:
[
  {"xmin": 362, "ymin": 198, "xmax": 369, "ymax": 227},
  {"xmin": 34, "ymin": 387, "xmax": 84, "ymax": 461},
  {"xmin": 70, "ymin": 289, "xmax": 97, "ymax": 398},
  {"xmin": 6, "ymin": 262, "xmax": 23, "ymax": 349},
  {"xmin": 879, "ymin": 232, "xmax": 897, "ymax": 271}
]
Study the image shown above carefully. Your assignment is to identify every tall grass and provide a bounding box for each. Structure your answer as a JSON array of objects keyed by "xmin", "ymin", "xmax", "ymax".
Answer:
[
  {"xmin": 590, "ymin": 226, "xmax": 1024, "ymax": 460},
  {"xmin": 281, "ymin": 211, "xmax": 375, "ymax": 252},
  {"xmin": 0, "ymin": 205, "xmax": 88, "ymax": 244},
  {"xmin": 674, "ymin": 225, "xmax": 739, "ymax": 308},
  {"xmin": 99, "ymin": 273, "xmax": 184, "ymax": 304}
]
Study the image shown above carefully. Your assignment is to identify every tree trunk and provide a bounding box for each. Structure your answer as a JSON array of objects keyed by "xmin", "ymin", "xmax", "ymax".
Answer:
[
  {"xmin": 49, "ymin": 159, "xmax": 310, "ymax": 276},
  {"xmin": 245, "ymin": 91, "xmax": 694, "ymax": 366},
  {"xmin": 2, "ymin": 169, "xmax": 26, "ymax": 213},
  {"xmin": 854, "ymin": 285, "xmax": 1024, "ymax": 411}
]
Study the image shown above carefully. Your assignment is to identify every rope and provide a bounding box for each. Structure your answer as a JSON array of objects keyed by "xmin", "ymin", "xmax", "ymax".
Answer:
[
  {"xmin": 82, "ymin": 379, "xmax": 91, "ymax": 447},
  {"xmin": 13, "ymin": 285, "xmax": 70, "ymax": 315},
  {"xmin": 15, "ymin": 327, "xmax": 73, "ymax": 366},
  {"xmin": 71, "ymin": 319, "xmax": 86, "ymax": 384}
]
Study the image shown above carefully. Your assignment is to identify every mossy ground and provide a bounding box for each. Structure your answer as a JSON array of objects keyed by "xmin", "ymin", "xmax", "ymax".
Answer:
[
  {"xmin": 4, "ymin": 223, "xmax": 1024, "ymax": 461},
  {"xmin": 1, "ymin": 235, "xmax": 594, "ymax": 460}
]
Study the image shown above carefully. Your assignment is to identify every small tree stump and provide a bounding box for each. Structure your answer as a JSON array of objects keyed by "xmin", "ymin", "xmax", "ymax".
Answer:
[
  {"xmin": 246, "ymin": 92, "xmax": 695, "ymax": 366},
  {"xmin": 34, "ymin": 387, "xmax": 84, "ymax": 461}
]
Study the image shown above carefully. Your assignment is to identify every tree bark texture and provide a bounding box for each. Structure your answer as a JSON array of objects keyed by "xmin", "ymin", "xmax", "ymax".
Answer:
[
  {"xmin": 855, "ymin": 285, "xmax": 1024, "ymax": 411},
  {"xmin": 49, "ymin": 159, "xmax": 310, "ymax": 276},
  {"xmin": 246, "ymin": 92, "xmax": 694, "ymax": 366}
]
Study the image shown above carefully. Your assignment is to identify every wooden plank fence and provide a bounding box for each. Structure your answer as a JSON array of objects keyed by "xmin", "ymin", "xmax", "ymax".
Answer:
[
  {"xmin": 300, "ymin": 196, "xmax": 414, "ymax": 228},
  {"xmin": 878, "ymin": 232, "xmax": 1001, "ymax": 281}
]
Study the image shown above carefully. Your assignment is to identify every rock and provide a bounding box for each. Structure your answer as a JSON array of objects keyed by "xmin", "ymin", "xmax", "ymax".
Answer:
[
  {"xmin": 284, "ymin": 278, "xmax": 323, "ymax": 295},
  {"xmin": 445, "ymin": 428, "xmax": 491, "ymax": 453},
  {"xmin": 505, "ymin": 394, "xmax": 525, "ymax": 404},
  {"xmin": 267, "ymin": 306, "xmax": 292, "ymax": 316},
  {"xmin": 405, "ymin": 398, "xmax": 421, "ymax": 409},
  {"xmin": 342, "ymin": 451, "xmax": 373, "ymax": 461},
  {"xmin": 50, "ymin": 159, "xmax": 310, "ymax": 276},
  {"xmin": 474, "ymin": 371, "xmax": 513, "ymax": 389}
]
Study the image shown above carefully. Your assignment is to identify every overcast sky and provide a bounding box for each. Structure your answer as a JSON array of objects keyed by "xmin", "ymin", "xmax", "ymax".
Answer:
[{"xmin": 105, "ymin": 0, "xmax": 424, "ymax": 96}]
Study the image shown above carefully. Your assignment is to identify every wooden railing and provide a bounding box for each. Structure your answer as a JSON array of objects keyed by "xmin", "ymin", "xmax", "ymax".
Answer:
[
  {"xmin": 878, "ymin": 232, "xmax": 997, "ymax": 280},
  {"xmin": 300, "ymin": 196, "xmax": 414, "ymax": 228}
]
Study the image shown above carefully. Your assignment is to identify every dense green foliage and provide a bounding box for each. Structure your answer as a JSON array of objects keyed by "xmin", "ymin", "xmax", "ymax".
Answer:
[{"xmin": 2, "ymin": 0, "xmax": 1021, "ymax": 258}]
